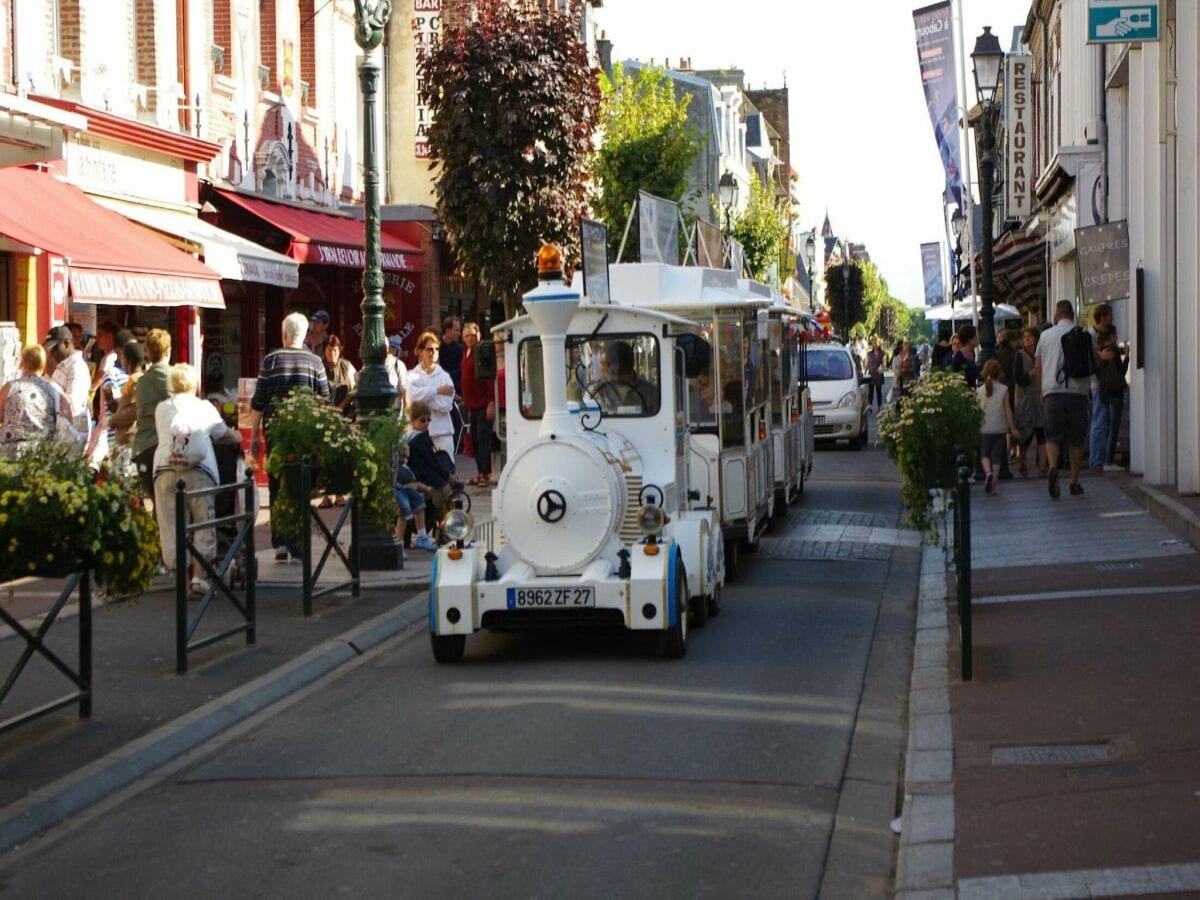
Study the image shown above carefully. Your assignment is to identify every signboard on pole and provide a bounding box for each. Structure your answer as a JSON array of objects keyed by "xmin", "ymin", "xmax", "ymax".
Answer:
[
  {"xmin": 638, "ymin": 190, "xmax": 680, "ymax": 265},
  {"xmin": 579, "ymin": 217, "xmax": 610, "ymax": 304},
  {"xmin": 920, "ymin": 242, "xmax": 944, "ymax": 308},
  {"xmin": 726, "ymin": 239, "xmax": 745, "ymax": 277},
  {"xmin": 912, "ymin": 2, "xmax": 964, "ymax": 212},
  {"xmin": 1075, "ymin": 220, "xmax": 1130, "ymax": 305},
  {"xmin": 695, "ymin": 219, "xmax": 725, "ymax": 268},
  {"xmin": 1087, "ymin": 0, "xmax": 1159, "ymax": 43},
  {"xmin": 1004, "ymin": 54, "xmax": 1033, "ymax": 220}
]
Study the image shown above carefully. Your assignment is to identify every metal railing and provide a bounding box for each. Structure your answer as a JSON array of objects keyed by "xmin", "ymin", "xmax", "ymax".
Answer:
[
  {"xmin": 174, "ymin": 473, "xmax": 258, "ymax": 674},
  {"xmin": 293, "ymin": 461, "xmax": 360, "ymax": 617},
  {"xmin": 0, "ymin": 572, "xmax": 92, "ymax": 735},
  {"xmin": 951, "ymin": 452, "xmax": 973, "ymax": 682}
]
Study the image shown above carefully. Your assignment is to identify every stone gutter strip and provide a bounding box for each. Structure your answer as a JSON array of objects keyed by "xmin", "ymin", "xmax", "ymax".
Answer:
[{"xmin": 895, "ymin": 544, "xmax": 956, "ymax": 897}]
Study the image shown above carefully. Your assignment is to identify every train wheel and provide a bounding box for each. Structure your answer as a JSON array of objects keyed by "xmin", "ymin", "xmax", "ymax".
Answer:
[
  {"xmin": 659, "ymin": 562, "xmax": 688, "ymax": 659},
  {"xmin": 706, "ymin": 583, "xmax": 722, "ymax": 618},
  {"xmin": 430, "ymin": 633, "xmax": 466, "ymax": 663},
  {"xmin": 773, "ymin": 489, "xmax": 789, "ymax": 520},
  {"xmin": 724, "ymin": 538, "xmax": 740, "ymax": 581}
]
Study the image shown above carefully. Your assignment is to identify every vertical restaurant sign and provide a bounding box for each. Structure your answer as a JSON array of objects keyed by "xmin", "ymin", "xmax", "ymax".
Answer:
[
  {"xmin": 1004, "ymin": 54, "xmax": 1033, "ymax": 220},
  {"xmin": 579, "ymin": 217, "xmax": 611, "ymax": 304},
  {"xmin": 920, "ymin": 242, "xmax": 944, "ymax": 308},
  {"xmin": 413, "ymin": 0, "xmax": 442, "ymax": 160},
  {"xmin": 913, "ymin": 2, "xmax": 963, "ymax": 212}
]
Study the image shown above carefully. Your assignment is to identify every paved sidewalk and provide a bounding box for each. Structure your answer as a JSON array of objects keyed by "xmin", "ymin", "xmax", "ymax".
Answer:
[
  {"xmin": 0, "ymin": 454, "xmax": 493, "ymax": 853},
  {"xmin": 897, "ymin": 470, "xmax": 1200, "ymax": 898}
]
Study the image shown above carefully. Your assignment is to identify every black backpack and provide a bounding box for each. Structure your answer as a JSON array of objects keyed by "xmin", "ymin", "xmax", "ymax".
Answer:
[{"xmin": 1059, "ymin": 326, "xmax": 1095, "ymax": 383}]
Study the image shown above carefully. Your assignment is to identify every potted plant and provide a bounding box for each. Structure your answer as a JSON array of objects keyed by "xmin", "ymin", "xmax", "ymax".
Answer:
[
  {"xmin": 878, "ymin": 369, "xmax": 982, "ymax": 540},
  {"xmin": 263, "ymin": 389, "xmax": 400, "ymax": 541},
  {"xmin": 0, "ymin": 442, "xmax": 160, "ymax": 598}
]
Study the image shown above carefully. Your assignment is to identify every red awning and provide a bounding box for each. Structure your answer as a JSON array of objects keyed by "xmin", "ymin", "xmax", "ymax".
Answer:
[
  {"xmin": 0, "ymin": 167, "xmax": 223, "ymax": 308},
  {"xmin": 213, "ymin": 189, "xmax": 423, "ymax": 273}
]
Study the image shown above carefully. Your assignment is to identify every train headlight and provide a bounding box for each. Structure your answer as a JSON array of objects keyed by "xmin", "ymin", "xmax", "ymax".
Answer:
[
  {"xmin": 442, "ymin": 509, "xmax": 475, "ymax": 543},
  {"xmin": 637, "ymin": 504, "xmax": 667, "ymax": 537}
]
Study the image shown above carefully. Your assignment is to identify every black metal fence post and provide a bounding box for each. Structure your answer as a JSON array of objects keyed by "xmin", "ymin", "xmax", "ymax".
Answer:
[
  {"xmin": 350, "ymin": 487, "xmax": 361, "ymax": 600},
  {"xmin": 244, "ymin": 471, "xmax": 257, "ymax": 647},
  {"xmin": 78, "ymin": 571, "xmax": 92, "ymax": 718},
  {"xmin": 956, "ymin": 452, "xmax": 973, "ymax": 682},
  {"xmin": 301, "ymin": 461, "xmax": 314, "ymax": 618},
  {"xmin": 175, "ymin": 478, "xmax": 189, "ymax": 674}
]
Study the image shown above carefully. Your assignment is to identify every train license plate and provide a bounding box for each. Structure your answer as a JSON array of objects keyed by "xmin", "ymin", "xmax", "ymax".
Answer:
[
  {"xmin": 507, "ymin": 587, "xmax": 595, "ymax": 609},
  {"xmin": 814, "ymin": 415, "xmax": 826, "ymax": 424}
]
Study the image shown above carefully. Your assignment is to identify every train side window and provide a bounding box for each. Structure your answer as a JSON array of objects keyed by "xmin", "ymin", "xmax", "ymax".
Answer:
[{"xmin": 715, "ymin": 316, "xmax": 745, "ymax": 448}]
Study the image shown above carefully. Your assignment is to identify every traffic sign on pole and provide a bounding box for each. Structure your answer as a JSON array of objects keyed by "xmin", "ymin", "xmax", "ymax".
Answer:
[{"xmin": 1087, "ymin": 0, "xmax": 1159, "ymax": 43}]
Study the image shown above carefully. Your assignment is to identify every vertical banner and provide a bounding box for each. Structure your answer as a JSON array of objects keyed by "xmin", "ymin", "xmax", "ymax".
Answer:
[
  {"xmin": 638, "ymin": 190, "xmax": 680, "ymax": 266},
  {"xmin": 48, "ymin": 256, "xmax": 69, "ymax": 326},
  {"xmin": 920, "ymin": 241, "xmax": 945, "ymax": 308},
  {"xmin": 695, "ymin": 219, "xmax": 725, "ymax": 268},
  {"xmin": 412, "ymin": 0, "xmax": 442, "ymax": 160},
  {"xmin": 579, "ymin": 217, "xmax": 611, "ymax": 304},
  {"xmin": 1004, "ymin": 54, "xmax": 1033, "ymax": 220},
  {"xmin": 913, "ymin": 2, "xmax": 964, "ymax": 212}
]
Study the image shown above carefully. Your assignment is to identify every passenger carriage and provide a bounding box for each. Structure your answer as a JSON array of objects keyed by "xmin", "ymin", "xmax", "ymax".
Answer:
[
  {"xmin": 427, "ymin": 249, "xmax": 725, "ymax": 663},
  {"xmin": 764, "ymin": 301, "xmax": 815, "ymax": 513}
]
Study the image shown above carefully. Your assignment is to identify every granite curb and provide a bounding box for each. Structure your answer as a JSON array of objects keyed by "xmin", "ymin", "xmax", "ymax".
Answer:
[
  {"xmin": 0, "ymin": 592, "xmax": 429, "ymax": 854},
  {"xmin": 895, "ymin": 544, "xmax": 956, "ymax": 896},
  {"xmin": 1119, "ymin": 479, "xmax": 1200, "ymax": 551}
]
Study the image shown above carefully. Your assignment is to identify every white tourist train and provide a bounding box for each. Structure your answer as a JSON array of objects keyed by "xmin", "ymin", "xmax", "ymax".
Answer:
[{"xmin": 427, "ymin": 248, "xmax": 814, "ymax": 662}]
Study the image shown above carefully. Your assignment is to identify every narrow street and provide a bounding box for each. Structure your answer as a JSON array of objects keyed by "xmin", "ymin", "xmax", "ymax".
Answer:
[{"xmin": 0, "ymin": 435, "xmax": 919, "ymax": 899}]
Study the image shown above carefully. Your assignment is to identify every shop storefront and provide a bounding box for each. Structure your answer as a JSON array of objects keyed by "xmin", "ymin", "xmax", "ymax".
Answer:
[
  {"xmin": 206, "ymin": 188, "xmax": 424, "ymax": 375},
  {"xmin": 0, "ymin": 165, "xmax": 223, "ymax": 350}
]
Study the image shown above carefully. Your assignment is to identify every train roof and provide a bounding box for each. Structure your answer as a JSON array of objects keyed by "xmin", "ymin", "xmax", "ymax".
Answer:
[
  {"xmin": 570, "ymin": 263, "xmax": 774, "ymax": 312},
  {"xmin": 492, "ymin": 296, "xmax": 699, "ymax": 337}
]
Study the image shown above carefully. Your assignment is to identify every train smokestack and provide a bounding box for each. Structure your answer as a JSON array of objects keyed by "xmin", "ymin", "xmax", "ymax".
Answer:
[{"xmin": 522, "ymin": 245, "xmax": 580, "ymax": 435}]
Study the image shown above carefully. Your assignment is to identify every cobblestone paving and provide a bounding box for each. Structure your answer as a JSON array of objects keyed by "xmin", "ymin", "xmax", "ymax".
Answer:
[{"xmin": 760, "ymin": 509, "xmax": 918, "ymax": 561}]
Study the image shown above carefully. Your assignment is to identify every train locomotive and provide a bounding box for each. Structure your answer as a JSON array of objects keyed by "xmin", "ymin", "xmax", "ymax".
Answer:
[{"xmin": 428, "ymin": 247, "xmax": 725, "ymax": 662}]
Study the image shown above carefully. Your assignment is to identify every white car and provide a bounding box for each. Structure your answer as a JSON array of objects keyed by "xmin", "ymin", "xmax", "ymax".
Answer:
[{"xmin": 806, "ymin": 342, "xmax": 869, "ymax": 450}]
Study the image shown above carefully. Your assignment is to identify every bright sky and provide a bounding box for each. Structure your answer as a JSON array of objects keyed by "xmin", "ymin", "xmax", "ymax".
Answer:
[{"xmin": 594, "ymin": 0, "xmax": 1032, "ymax": 308}]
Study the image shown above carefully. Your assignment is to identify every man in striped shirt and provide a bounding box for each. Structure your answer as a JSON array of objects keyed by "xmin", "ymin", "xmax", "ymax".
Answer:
[{"xmin": 248, "ymin": 311, "xmax": 331, "ymax": 561}]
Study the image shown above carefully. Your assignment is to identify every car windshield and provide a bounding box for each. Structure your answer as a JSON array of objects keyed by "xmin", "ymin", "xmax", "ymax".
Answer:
[{"xmin": 806, "ymin": 348, "xmax": 855, "ymax": 381}]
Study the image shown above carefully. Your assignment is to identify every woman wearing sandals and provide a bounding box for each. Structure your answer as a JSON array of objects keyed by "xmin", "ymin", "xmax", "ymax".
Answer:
[{"xmin": 460, "ymin": 321, "xmax": 495, "ymax": 487}]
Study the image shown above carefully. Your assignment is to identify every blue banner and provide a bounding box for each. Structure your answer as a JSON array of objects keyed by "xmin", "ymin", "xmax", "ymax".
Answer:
[
  {"xmin": 913, "ymin": 2, "xmax": 964, "ymax": 212},
  {"xmin": 920, "ymin": 241, "xmax": 944, "ymax": 308}
]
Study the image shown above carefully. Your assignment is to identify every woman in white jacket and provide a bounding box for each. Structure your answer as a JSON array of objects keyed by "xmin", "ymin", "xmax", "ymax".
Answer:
[
  {"xmin": 405, "ymin": 329, "xmax": 457, "ymax": 456},
  {"xmin": 153, "ymin": 364, "xmax": 239, "ymax": 595}
]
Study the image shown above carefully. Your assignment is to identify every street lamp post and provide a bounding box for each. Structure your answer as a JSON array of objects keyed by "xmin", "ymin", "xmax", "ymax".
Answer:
[
  {"xmin": 718, "ymin": 171, "xmax": 739, "ymax": 234},
  {"xmin": 804, "ymin": 231, "xmax": 816, "ymax": 313},
  {"xmin": 352, "ymin": 0, "xmax": 395, "ymax": 416},
  {"xmin": 352, "ymin": 0, "xmax": 402, "ymax": 570},
  {"xmin": 971, "ymin": 26, "xmax": 1004, "ymax": 366}
]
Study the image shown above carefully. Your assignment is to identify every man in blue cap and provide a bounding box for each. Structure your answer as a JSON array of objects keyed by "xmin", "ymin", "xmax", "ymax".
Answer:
[{"xmin": 305, "ymin": 310, "xmax": 331, "ymax": 359}]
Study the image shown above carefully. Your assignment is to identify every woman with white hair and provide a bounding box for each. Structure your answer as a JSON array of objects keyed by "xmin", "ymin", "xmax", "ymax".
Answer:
[{"xmin": 153, "ymin": 363, "xmax": 239, "ymax": 596}]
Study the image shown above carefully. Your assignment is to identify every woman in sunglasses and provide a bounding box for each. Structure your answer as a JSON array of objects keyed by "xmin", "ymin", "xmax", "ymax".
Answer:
[{"xmin": 404, "ymin": 329, "xmax": 457, "ymax": 456}]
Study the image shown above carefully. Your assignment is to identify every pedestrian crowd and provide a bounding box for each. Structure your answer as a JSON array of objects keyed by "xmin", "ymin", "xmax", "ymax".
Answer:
[{"xmin": 1, "ymin": 309, "xmax": 507, "ymax": 586}]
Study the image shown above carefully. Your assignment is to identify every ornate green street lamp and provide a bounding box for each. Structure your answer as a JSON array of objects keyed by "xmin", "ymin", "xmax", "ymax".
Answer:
[
  {"xmin": 352, "ymin": 0, "xmax": 396, "ymax": 416},
  {"xmin": 971, "ymin": 25, "xmax": 1004, "ymax": 365},
  {"xmin": 352, "ymin": 0, "xmax": 402, "ymax": 570}
]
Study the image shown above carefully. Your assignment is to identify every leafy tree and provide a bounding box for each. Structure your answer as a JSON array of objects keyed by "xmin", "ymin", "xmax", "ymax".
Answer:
[
  {"xmin": 824, "ymin": 261, "xmax": 865, "ymax": 337},
  {"xmin": 420, "ymin": 0, "xmax": 600, "ymax": 316},
  {"xmin": 592, "ymin": 64, "xmax": 703, "ymax": 259},
  {"xmin": 731, "ymin": 178, "xmax": 790, "ymax": 284}
]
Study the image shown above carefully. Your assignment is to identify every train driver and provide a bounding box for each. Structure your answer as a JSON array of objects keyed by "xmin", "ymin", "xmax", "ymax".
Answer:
[{"xmin": 590, "ymin": 340, "xmax": 659, "ymax": 415}]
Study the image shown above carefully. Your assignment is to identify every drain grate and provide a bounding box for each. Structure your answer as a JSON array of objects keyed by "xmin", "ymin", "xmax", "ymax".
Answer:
[
  {"xmin": 992, "ymin": 743, "xmax": 1112, "ymax": 765},
  {"xmin": 1095, "ymin": 561, "xmax": 1145, "ymax": 572}
]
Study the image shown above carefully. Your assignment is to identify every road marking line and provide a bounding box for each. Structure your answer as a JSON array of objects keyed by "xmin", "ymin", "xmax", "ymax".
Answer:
[
  {"xmin": 976, "ymin": 584, "xmax": 1200, "ymax": 605},
  {"xmin": 958, "ymin": 861, "xmax": 1200, "ymax": 899}
]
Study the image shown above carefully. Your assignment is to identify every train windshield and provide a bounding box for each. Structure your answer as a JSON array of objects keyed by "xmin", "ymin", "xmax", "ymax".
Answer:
[{"xmin": 518, "ymin": 333, "xmax": 661, "ymax": 418}]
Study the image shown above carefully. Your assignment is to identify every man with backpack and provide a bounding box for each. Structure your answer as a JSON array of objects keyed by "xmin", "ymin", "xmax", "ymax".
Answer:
[{"xmin": 1030, "ymin": 300, "xmax": 1101, "ymax": 498}]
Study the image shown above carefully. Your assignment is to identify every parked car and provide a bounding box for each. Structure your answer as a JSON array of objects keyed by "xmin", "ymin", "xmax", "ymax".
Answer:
[{"xmin": 807, "ymin": 342, "xmax": 869, "ymax": 450}]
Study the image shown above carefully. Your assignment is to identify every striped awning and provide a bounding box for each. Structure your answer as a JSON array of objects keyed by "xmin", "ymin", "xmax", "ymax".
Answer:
[{"xmin": 961, "ymin": 228, "xmax": 1047, "ymax": 317}]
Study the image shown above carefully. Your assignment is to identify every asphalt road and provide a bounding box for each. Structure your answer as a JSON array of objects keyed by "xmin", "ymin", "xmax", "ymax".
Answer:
[{"xmin": 0, "ymin": 427, "xmax": 917, "ymax": 899}]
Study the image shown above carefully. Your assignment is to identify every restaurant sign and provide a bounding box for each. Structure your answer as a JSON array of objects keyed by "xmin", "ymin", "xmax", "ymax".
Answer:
[
  {"xmin": 312, "ymin": 243, "xmax": 414, "ymax": 271},
  {"xmin": 70, "ymin": 269, "xmax": 225, "ymax": 308}
]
